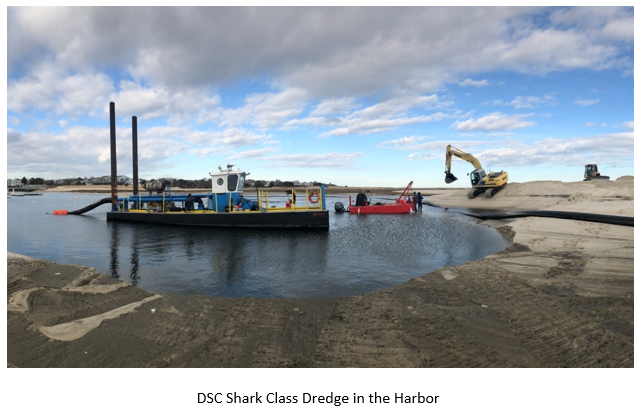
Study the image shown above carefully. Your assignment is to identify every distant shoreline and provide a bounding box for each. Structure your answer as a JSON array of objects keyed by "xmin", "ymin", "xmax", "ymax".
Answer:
[{"xmin": 41, "ymin": 185, "xmax": 461, "ymax": 196}]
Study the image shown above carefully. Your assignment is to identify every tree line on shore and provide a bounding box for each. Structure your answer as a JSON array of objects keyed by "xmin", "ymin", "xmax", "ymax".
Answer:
[{"xmin": 12, "ymin": 176, "xmax": 336, "ymax": 189}]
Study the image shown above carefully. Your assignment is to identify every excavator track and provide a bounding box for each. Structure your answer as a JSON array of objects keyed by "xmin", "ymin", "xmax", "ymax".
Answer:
[{"xmin": 485, "ymin": 184, "xmax": 506, "ymax": 198}]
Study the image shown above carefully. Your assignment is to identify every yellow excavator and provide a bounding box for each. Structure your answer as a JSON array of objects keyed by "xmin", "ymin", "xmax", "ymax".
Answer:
[{"xmin": 444, "ymin": 145, "xmax": 509, "ymax": 199}]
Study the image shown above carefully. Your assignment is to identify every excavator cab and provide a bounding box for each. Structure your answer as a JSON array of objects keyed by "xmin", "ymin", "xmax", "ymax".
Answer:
[{"xmin": 470, "ymin": 170, "xmax": 486, "ymax": 186}]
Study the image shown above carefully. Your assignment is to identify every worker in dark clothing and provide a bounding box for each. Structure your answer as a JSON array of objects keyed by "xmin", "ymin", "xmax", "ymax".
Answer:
[
  {"xmin": 417, "ymin": 192, "xmax": 423, "ymax": 211},
  {"xmin": 185, "ymin": 193, "xmax": 195, "ymax": 212},
  {"xmin": 413, "ymin": 192, "xmax": 418, "ymax": 211},
  {"xmin": 285, "ymin": 190, "xmax": 296, "ymax": 205},
  {"xmin": 194, "ymin": 196, "xmax": 204, "ymax": 209}
]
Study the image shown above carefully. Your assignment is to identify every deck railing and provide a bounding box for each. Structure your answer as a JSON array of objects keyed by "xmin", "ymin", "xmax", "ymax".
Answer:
[
  {"xmin": 255, "ymin": 187, "xmax": 324, "ymax": 212},
  {"xmin": 122, "ymin": 185, "xmax": 326, "ymax": 213}
]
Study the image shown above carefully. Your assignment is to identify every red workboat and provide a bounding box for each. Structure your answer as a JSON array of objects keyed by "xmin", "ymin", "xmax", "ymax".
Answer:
[{"xmin": 349, "ymin": 181, "xmax": 415, "ymax": 214}]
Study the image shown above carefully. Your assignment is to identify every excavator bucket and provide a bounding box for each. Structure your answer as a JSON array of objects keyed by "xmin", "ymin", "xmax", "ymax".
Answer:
[{"xmin": 445, "ymin": 172, "xmax": 458, "ymax": 184}]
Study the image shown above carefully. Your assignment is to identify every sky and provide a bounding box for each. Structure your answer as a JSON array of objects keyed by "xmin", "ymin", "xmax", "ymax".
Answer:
[{"xmin": 4, "ymin": 6, "xmax": 635, "ymax": 188}]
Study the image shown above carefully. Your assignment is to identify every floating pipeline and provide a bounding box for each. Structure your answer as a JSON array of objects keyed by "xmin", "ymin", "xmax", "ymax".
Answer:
[
  {"xmin": 52, "ymin": 197, "xmax": 112, "ymax": 216},
  {"xmin": 424, "ymin": 201, "xmax": 633, "ymax": 227}
]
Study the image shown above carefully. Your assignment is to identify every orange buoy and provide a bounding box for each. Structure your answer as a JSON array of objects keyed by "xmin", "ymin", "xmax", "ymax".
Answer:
[{"xmin": 53, "ymin": 210, "xmax": 68, "ymax": 215}]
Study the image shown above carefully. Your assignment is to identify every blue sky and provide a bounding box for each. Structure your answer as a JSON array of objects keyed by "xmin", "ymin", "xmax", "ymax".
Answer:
[{"xmin": 5, "ymin": 6, "xmax": 635, "ymax": 188}]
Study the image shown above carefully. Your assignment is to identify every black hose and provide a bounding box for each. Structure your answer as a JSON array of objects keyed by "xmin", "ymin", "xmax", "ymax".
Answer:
[
  {"xmin": 425, "ymin": 201, "xmax": 633, "ymax": 227},
  {"xmin": 67, "ymin": 197, "xmax": 112, "ymax": 215}
]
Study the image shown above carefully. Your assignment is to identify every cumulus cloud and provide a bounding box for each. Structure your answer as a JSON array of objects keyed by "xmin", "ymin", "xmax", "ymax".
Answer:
[
  {"xmin": 259, "ymin": 152, "xmax": 364, "ymax": 169},
  {"xmin": 376, "ymin": 136, "xmax": 483, "ymax": 152},
  {"xmin": 218, "ymin": 88, "xmax": 309, "ymax": 130},
  {"xmin": 7, "ymin": 128, "xmax": 22, "ymax": 143},
  {"xmin": 283, "ymin": 116, "xmax": 339, "ymax": 130},
  {"xmin": 279, "ymin": 93, "xmax": 453, "ymax": 137},
  {"xmin": 482, "ymin": 99, "xmax": 506, "ymax": 107},
  {"xmin": 483, "ymin": 93, "xmax": 557, "ymax": 109},
  {"xmin": 5, "ymin": 125, "xmax": 157, "ymax": 178},
  {"xmin": 452, "ymin": 112, "xmax": 536, "ymax": 132},
  {"xmin": 320, "ymin": 112, "xmax": 450, "ymax": 138},
  {"xmin": 110, "ymin": 81, "xmax": 222, "ymax": 125},
  {"xmin": 478, "ymin": 132, "xmax": 633, "ymax": 167},
  {"xmin": 187, "ymin": 147, "xmax": 227, "ymax": 159},
  {"xmin": 459, "ymin": 79, "xmax": 489, "ymax": 88},
  {"xmin": 5, "ymin": 122, "xmax": 273, "ymax": 178},
  {"xmin": 314, "ymin": 94, "xmax": 453, "ymax": 137},
  {"xmin": 550, "ymin": 7, "xmax": 634, "ymax": 41},
  {"xmin": 7, "ymin": 62, "xmax": 114, "ymax": 117},
  {"xmin": 310, "ymin": 98, "xmax": 357, "ymax": 116},
  {"xmin": 574, "ymin": 98, "xmax": 600, "ymax": 106},
  {"xmin": 378, "ymin": 137, "xmax": 493, "ymax": 162},
  {"xmin": 8, "ymin": 7, "xmax": 633, "ymax": 98},
  {"xmin": 613, "ymin": 121, "xmax": 634, "ymax": 130},
  {"xmin": 183, "ymin": 128, "xmax": 270, "ymax": 148},
  {"xmin": 229, "ymin": 147, "xmax": 279, "ymax": 160},
  {"xmin": 510, "ymin": 93, "xmax": 557, "ymax": 109}
]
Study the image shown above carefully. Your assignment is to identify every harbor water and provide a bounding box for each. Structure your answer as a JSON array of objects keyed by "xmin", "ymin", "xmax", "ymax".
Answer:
[{"xmin": 7, "ymin": 192, "xmax": 508, "ymax": 299}]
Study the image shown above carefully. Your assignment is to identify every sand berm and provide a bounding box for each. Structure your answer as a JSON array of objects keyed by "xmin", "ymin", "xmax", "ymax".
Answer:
[{"xmin": 7, "ymin": 178, "xmax": 633, "ymax": 367}]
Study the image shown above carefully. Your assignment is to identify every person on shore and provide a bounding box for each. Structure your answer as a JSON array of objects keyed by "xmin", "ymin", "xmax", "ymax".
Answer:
[
  {"xmin": 413, "ymin": 192, "xmax": 418, "ymax": 211},
  {"xmin": 417, "ymin": 192, "xmax": 423, "ymax": 211},
  {"xmin": 185, "ymin": 193, "xmax": 194, "ymax": 212}
]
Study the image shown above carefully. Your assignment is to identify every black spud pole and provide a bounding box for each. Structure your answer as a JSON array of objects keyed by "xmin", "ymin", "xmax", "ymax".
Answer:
[
  {"xmin": 110, "ymin": 102, "xmax": 117, "ymax": 211},
  {"xmin": 132, "ymin": 116, "xmax": 138, "ymax": 196}
]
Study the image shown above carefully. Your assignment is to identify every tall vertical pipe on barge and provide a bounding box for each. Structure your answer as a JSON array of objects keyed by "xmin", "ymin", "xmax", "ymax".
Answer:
[
  {"xmin": 132, "ymin": 116, "xmax": 138, "ymax": 196},
  {"xmin": 109, "ymin": 102, "xmax": 118, "ymax": 211}
]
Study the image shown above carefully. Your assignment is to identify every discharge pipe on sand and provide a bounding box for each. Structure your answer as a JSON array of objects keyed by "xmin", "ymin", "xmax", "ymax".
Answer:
[{"xmin": 424, "ymin": 201, "xmax": 633, "ymax": 227}]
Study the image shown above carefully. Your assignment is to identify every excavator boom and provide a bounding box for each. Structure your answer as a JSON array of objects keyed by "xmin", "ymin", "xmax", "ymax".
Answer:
[{"xmin": 445, "ymin": 145, "xmax": 483, "ymax": 184}]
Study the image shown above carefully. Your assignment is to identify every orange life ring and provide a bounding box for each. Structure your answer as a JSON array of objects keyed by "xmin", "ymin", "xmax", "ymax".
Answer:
[{"xmin": 308, "ymin": 191, "xmax": 319, "ymax": 204}]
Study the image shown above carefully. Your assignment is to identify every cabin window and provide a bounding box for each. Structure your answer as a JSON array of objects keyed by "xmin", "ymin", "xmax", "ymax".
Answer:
[
  {"xmin": 227, "ymin": 174, "xmax": 239, "ymax": 192},
  {"xmin": 217, "ymin": 178, "xmax": 224, "ymax": 186},
  {"xmin": 237, "ymin": 175, "xmax": 245, "ymax": 191}
]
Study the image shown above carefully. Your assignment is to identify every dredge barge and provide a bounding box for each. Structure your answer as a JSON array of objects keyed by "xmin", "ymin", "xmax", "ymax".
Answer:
[{"xmin": 108, "ymin": 165, "xmax": 329, "ymax": 230}]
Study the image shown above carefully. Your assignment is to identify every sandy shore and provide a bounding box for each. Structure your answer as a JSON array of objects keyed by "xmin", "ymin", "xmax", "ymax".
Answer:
[{"xmin": 7, "ymin": 178, "xmax": 633, "ymax": 367}]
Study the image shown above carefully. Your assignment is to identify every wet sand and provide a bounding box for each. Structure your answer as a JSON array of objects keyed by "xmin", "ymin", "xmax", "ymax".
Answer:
[{"xmin": 7, "ymin": 178, "xmax": 634, "ymax": 367}]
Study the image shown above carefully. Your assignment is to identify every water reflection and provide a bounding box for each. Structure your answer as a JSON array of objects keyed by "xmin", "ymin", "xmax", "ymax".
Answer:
[
  {"xmin": 109, "ymin": 221, "xmax": 119, "ymax": 279},
  {"xmin": 128, "ymin": 225, "xmax": 141, "ymax": 286},
  {"xmin": 211, "ymin": 239, "xmax": 241, "ymax": 284}
]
